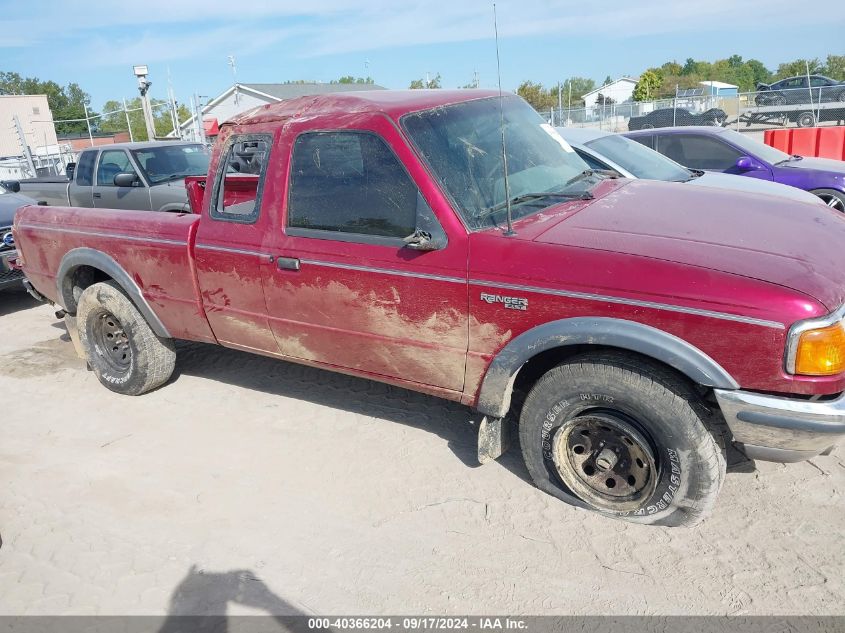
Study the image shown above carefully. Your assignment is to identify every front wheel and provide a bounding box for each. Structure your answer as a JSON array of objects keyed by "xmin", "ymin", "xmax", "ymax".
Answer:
[
  {"xmin": 77, "ymin": 281, "xmax": 176, "ymax": 395},
  {"xmin": 811, "ymin": 188, "xmax": 845, "ymax": 212},
  {"xmin": 519, "ymin": 353, "xmax": 725, "ymax": 527}
]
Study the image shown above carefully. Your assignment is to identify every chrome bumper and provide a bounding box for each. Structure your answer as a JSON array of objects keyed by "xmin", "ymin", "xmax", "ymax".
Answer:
[{"xmin": 715, "ymin": 389, "xmax": 845, "ymax": 462}]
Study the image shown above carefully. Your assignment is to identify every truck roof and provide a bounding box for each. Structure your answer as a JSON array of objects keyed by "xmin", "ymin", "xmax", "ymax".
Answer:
[
  {"xmin": 77, "ymin": 140, "xmax": 203, "ymax": 152},
  {"xmin": 226, "ymin": 89, "xmax": 504, "ymax": 128}
]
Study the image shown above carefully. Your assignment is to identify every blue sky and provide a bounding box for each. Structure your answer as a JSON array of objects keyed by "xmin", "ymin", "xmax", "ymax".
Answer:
[{"xmin": 1, "ymin": 0, "xmax": 842, "ymax": 113}]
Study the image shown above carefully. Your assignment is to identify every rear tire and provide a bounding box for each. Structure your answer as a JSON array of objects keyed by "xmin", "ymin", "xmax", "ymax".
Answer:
[
  {"xmin": 77, "ymin": 281, "xmax": 175, "ymax": 395},
  {"xmin": 519, "ymin": 352, "xmax": 725, "ymax": 527}
]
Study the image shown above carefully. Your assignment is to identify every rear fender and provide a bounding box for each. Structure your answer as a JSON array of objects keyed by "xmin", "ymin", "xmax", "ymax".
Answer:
[
  {"xmin": 474, "ymin": 317, "xmax": 739, "ymax": 418},
  {"xmin": 56, "ymin": 247, "xmax": 170, "ymax": 338}
]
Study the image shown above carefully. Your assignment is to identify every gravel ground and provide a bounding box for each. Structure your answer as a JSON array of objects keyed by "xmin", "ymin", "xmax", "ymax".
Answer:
[{"xmin": 1, "ymin": 288, "xmax": 844, "ymax": 617}]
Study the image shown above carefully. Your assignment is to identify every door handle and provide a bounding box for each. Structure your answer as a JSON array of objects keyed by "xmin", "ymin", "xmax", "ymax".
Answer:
[
  {"xmin": 93, "ymin": 192, "xmax": 101, "ymax": 198},
  {"xmin": 276, "ymin": 256, "xmax": 300, "ymax": 271}
]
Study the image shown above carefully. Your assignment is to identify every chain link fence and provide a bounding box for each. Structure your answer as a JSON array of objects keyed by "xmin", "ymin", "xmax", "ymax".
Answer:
[{"xmin": 549, "ymin": 86, "xmax": 845, "ymax": 134}]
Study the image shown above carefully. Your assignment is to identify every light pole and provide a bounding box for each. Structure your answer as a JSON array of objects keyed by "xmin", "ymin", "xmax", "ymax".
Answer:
[{"xmin": 133, "ymin": 65, "xmax": 157, "ymax": 141}]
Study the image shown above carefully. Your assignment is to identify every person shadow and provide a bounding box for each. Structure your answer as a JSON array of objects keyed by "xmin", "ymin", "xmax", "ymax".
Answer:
[{"xmin": 157, "ymin": 565, "xmax": 311, "ymax": 633}]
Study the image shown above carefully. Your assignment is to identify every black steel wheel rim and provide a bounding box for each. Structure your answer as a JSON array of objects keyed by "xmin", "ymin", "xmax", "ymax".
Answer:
[
  {"xmin": 552, "ymin": 412, "xmax": 658, "ymax": 512},
  {"xmin": 92, "ymin": 310, "xmax": 132, "ymax": 373}
]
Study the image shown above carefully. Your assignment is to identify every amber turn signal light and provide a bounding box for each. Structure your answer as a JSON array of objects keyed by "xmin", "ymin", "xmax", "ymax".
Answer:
[{"xmin": 795, "ymin": 322, "xmax": 845, "ymax": 376}]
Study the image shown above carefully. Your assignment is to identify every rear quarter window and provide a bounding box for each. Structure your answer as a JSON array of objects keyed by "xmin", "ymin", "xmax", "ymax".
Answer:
[{"xmin": 75, "ymin": 150, "xmax": 97, "ymax": 186}]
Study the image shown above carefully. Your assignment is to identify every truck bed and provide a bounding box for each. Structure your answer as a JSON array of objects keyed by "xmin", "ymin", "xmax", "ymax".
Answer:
[{"xmin": 14, "ymin": 204, "xmax": 214, "ymax": 342}]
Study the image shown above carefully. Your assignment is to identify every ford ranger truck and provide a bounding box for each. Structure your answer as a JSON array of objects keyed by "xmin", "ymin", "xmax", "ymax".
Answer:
[{"xmin": 13, "ymin": 90, "xmax": 845, "ymax": 527}]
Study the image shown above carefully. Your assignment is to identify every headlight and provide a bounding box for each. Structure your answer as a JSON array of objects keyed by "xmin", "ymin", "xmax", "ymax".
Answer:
[{"xmin": 787, "ymin": 308, "xmax": 845, "ymax": 376}]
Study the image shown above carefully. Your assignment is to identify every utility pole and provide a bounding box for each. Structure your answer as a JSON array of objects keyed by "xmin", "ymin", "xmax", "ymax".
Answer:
[
  {"xmin": 122, "ymin": 97, "xmax": 134, "ymax": 142},
  {"xmin": 193, "ymin": 93, "xmax": 207, "ymax": 145},
  {"xmin": 133, "ymin": 65, "xmax": 157, "ymax": 140},
  {"xmin": 474, "ymin": 69, "xmax": 480, "ymax": 89},
  {"xmin": 82, "ymin": 102, "xmax": 94, "ymax": 146},
  {"xmin": 13, "ymin": 115, "xmax": 37, "ymax": 177},
  {"xmin": 167, "ymin": 67, "xmax": 181, "ymax": 139},
  {"xmin": 228, "ymin": 55, "xmax": 238, "ymax": 105}
]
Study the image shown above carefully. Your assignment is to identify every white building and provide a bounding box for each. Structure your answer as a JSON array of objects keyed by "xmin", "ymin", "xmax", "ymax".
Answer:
[
  {"xmin": 0, "ymin": 94, "xmax": 58, "ymax": 158},
  {"xmin": 581, "ymin": 77, "xmax": 639, "ymax": 109},
  {"xmin": 176, "ymin": 82, "xmax": 386, "ymax": 141}
]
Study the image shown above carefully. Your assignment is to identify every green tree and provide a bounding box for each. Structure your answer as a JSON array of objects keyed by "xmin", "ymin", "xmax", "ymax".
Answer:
[
  {"xmin": 409, "ymin": 73, "xmax": 441, "ymax": 89},
  {"xmin": 98, "ymin": 97, "xmax": 190, "ymax": 141},
  {"xmin": 822, "ymin": 55, "xmax": 845, "ymax": 80},
  {"xmin": 516, "ymin": 80, "xmax": 554, "ymax": 109},
  {"xmin": 633, "ymin": 69, "xmax": 662, "ymax": 101},
  {"xmin": 0, "ymin": 71, "xmax": 94, "ymax": 134},
  {"xmin": 774, "ymin": 58, "xmax": 821, "ymax": 80},
  {"xmin": 331, "ymin": 76, "xmax": 375, "ymax": 84},
  {"xmin": 603, "ymin": 75, "xmax": 613, "ymax": 86}
]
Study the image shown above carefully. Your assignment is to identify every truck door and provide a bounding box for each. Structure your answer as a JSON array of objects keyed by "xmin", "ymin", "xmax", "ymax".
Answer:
[
  {"xmin": 93, "ymin": 149, "xmax": 152, "ymax": 210},
  {"xmin": 68, "ymin": 149, "xmax": 96, "ymax": 207},
  {"xmin": 260, "ymin": 118, "xmax": 469, "ymax": 392},
  {"xmin": 193, "ymin": 134, "xmax": 279, "ymax": 353}
]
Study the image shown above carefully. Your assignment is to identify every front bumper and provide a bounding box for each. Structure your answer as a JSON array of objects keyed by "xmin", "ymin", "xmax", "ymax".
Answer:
[
  {"xmin": 0, "ymin": 248, "xmax": 24, "ymax": 291},
  {"xmin": 715, "ymin": 388, "xmax": 845, "ymax": 462}
]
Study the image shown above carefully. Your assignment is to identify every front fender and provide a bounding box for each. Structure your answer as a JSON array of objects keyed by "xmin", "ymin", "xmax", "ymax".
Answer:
[{"xmin": 474, "ymin": 317, "xmax": 739, "ymax": 418}]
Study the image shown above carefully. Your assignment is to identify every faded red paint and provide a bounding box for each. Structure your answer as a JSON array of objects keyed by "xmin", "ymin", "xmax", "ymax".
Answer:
[{"xmin": 13, "ymin": 90, "xmax": 845, "ymax": 406}]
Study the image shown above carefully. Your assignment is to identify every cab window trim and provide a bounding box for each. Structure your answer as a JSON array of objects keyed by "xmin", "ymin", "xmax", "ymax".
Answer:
[
  {"xmin": 284, "ymin": 128, "xmax": 439, "ymax": 246},
  {"xmin": 209, "ymin": 133, "xmax": 272, "ymax": 225}
]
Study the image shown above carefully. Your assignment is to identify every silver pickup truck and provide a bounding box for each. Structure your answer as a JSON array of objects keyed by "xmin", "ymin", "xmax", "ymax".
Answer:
[{"xmin": 15, "ymin": 141, "xmax": 209, "ymax": 212}]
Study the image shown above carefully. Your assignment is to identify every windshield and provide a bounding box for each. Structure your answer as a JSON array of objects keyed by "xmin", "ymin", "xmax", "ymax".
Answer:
[
  {"xmin": 719, "ymin": 129, "xmax": 790, "ymax": 164},
  {"xmin": 401, "ymin": 96, "xmax": 590, "ymax": 230},
  {"xmin": 585, "ymin": 134, "xmax": 691, "ymax": 182},
  {"xmin": 130, "ymin": 144, "xmax": 210, "ymax": 184}
]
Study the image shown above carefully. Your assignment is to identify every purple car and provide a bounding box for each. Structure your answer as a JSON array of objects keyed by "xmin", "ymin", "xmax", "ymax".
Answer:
[{"xmin": 624, "ymin": 126, "xmax": 845, "ymax": 211}]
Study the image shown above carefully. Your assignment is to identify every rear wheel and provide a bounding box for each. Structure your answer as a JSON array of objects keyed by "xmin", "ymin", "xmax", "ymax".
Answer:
[
  {"xmin": 811, "ymin": 188, "xmax": 845, "ymax": 212},
  {"xmin": 519, "ymin": 352, "xmax": 725, "ymax": 527},
  {"xmin": 796, "ymin": 111, "xmax": 817, "ymax": 128},
  {"xmin": 77, "ymin": 281, "xmax": 175, "ymax": 395}
]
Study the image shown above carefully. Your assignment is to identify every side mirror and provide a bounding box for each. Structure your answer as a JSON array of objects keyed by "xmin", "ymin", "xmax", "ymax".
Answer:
[
  {"xmin": 735, "ymin": 156, "xmax": 756, "ymax": 171},
  {"xmin": 114, "ymin": 172, "xmax": 140, "ymax": 187},
  {"xmin": 403, "ymin": 229, "xmax": 441, "ymax": 251}
]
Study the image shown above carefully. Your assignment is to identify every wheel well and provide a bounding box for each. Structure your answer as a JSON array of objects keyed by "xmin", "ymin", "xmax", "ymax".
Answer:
[
  {"xmin": 64, "ymin": 265, "xmax": 113, "ymax": 311},
  {"xmin": 510, "ymin": 345, "xmax": 708, "ymax": 418}
]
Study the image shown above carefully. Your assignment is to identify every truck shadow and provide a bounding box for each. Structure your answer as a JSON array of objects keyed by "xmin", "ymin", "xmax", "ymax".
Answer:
[
  {"xmin": 170, "ymin": 340, "xmax": 531, "ymax": 482},
  {"xmin": 0, "ymin": 287, "xmax": 40, "ymax": 317},
  {"xmin": 157, "ymin": 565, "xmax": 309, "ymax": 632}
]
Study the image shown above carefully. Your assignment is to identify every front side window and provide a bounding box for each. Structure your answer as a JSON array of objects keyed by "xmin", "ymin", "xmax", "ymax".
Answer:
[
  {"xmin": 211, "ymin": 136, "xmax": 271, "ymax": 222},
  {"xmin": 287, "ymin": 132, "xmax": 417, "ymax": 239},
  {"xmin": 75, "ymin": 150, "xmax": 96, "ymax": 186},
  {"xmin": 97, "ymin": 150, "xmax": 134, "ymax": 186},
  {"xmin": 656, "ymin": 134, "xmax": 742, "ymax": 171}
]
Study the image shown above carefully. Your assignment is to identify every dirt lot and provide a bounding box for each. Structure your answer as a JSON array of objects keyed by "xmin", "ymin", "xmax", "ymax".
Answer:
[{"xmin": 1, "ymin": 288, "xmax": 844, "ymax": 616}]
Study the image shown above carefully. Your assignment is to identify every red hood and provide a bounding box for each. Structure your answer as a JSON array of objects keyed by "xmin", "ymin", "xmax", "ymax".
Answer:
[{"xmin": 534, "ymin": 179, "xmax": 845, "ymax": 311}]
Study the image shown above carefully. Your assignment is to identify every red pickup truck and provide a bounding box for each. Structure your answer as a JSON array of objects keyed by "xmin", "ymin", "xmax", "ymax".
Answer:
[{"xmin": 13, "ymin": 90, "xmax": 845, "ymax": 526}]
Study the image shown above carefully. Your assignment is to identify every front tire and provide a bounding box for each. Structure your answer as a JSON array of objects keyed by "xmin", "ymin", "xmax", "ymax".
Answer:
[
  {"xmin": 519, "ymin": 353, "xmax": 725, "ymax": 527},
  {"xmin": 811, "ymin": 188, "xmax": 845, "ymax": 212},
  {"xmin": 77, "ymin": 281, "xmax": 176, "ymax": 395}
]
